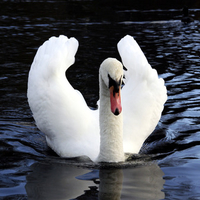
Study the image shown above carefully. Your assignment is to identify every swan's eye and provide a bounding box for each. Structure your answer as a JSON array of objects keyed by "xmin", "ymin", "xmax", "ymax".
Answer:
[{"xmin": 108, "ymin": 74, "xmax": 121, "ymax": 93}]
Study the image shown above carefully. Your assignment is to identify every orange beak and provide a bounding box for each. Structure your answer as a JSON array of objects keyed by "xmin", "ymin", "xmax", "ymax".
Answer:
[{"xmin": 110, "ymin": 86, "xmax": 122, "ymax": 115}]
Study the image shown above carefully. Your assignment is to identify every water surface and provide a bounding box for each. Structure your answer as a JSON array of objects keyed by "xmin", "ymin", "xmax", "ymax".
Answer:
[{"xmin": 1, "ymin": 1, "xmax": 200, "ymax": 199}]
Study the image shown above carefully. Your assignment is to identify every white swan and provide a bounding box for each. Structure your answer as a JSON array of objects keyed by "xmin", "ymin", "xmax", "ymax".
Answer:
[{"xmin": 27, "ymin": 35, "xmax": 167, "ymax": 162}]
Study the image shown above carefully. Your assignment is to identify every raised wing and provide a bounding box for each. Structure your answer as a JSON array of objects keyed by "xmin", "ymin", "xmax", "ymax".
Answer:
[
  {"xmin": 28, "ymin": 35, "xmax": 99, "ymax": 160},
  {"xmin": 117, "ymin": 35, "xmax": 167, "ymax": 153}
]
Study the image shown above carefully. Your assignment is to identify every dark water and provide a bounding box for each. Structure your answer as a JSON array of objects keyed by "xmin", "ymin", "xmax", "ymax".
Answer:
[{"xmin": 1, "ymin": 1, "xmax": 200, "ymax": 199}]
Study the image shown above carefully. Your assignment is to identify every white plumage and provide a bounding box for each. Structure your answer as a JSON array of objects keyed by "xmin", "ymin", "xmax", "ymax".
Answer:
[{"xmin": 27, "ymin": 35, "xmax": 167, "ymax": 162}]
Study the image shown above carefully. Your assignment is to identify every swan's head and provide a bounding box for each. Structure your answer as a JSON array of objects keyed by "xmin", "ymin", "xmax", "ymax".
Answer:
[{"xmin": 100, "ymin": 58, "xmax": 123, "ymax": 116}]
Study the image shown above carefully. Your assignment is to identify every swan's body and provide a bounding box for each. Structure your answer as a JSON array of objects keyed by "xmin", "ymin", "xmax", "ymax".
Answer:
[{"xmin": 27, "ymin": 35, "xmax": 167, "ymax": 162}]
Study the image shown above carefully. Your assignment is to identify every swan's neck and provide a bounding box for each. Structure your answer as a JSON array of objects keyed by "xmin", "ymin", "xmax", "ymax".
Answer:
[{"xmin": 96, "ymin": 75, "xmax": 125, "ymax": 163}]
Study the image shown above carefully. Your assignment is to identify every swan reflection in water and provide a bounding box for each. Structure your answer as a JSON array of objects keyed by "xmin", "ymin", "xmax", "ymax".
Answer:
[{"xmin": 25, "ymin": 160, "xmax": 165, "ymax": 199}]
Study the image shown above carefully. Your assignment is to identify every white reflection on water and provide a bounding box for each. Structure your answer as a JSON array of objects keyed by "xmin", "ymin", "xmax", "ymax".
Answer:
[{"xmin": 25, "ymin": 161, "xmax": 165, "ymax": 199}]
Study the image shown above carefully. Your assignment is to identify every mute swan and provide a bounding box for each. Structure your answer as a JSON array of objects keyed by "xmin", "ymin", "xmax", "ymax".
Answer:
[{"xmin": 27, "ymin": 35, "xmax": 167, "ymax": 162}]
